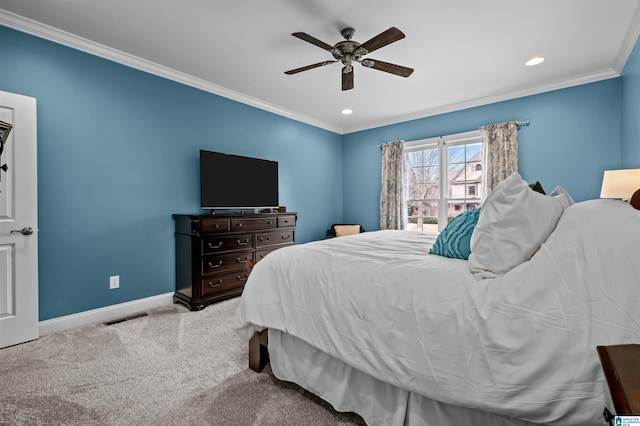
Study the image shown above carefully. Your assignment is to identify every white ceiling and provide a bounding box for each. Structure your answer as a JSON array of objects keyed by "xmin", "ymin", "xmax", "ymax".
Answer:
[{"xmin": 1, "ymin": 0, "xmax": 639, "ymax": 134}]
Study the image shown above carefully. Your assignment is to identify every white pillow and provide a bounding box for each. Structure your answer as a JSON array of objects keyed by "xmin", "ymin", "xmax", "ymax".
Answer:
[
  {"xmin": 550, "ymin": 185, "xmax": 575, "ymax": 205},
  {"xmin": 468, "ymin": 173, "xmax": 571, "ymax": 279}
]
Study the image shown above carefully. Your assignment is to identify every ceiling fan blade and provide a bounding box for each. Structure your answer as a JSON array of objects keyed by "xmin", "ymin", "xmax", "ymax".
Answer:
[
  {"xmin": 285, "ymin": 60, "xmax": 337, "ymax": 75},
  {"xmin": 358, "ymin": 27, "xmax": 405, "ymax": 54},
  {"xmin": 292, "ymin": 32, "xmax": 336, "ymax": 52},
  {"xmin": 342, "ymin": 66, "xmax": 354, "ymax": 91},
  {"xmin": 361, "ymin": 59, "xmax": 414, "ymax": 77}
]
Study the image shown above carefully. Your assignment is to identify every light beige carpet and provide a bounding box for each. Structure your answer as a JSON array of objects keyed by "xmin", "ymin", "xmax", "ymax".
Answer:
[{"xmin": 0, "ymin": 298, "xmax": 366, "ymax": 425}]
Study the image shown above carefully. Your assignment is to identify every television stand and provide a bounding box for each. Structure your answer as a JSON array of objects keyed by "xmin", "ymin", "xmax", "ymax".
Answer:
[{"xmin": 172, "ymin": 211, "xmax": 297, "ymax": 310}]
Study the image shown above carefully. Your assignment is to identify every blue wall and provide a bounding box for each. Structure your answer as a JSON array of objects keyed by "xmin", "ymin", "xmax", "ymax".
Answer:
[
  {"xmin": 2, "ymin": 23, "xmax": 637, "ymax": 322},
  {"xmin": 342, "ymin": 80, "xmax": 621, "ymax": 232},
  {"xmin": 621, "ymin": 37, "xmax": 640, "ymax": 168},
  {"xmin": 0, "ymin": 25, "xmax": 343, "ymax": 320}
]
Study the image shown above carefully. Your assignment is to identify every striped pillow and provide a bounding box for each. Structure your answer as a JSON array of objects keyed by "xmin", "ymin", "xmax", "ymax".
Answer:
[{"xmin": 429, "ymin": 208, "xmax": 480, "ymax": 260}]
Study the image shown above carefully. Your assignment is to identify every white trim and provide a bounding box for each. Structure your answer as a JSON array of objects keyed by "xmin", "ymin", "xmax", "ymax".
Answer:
[
  {"xmin": 0, "ymin": 9, "xmax": 631, "ymax": 135},
  {"xmin": 343, "ymin": 70, "xmax": 619, "ymax": 134},
  {"xmin": 614, "ymin": 1, "xmax": 640, "ymax": 73},
  {"xmin": 404, "ymin": 138, "xmax": 440, "ymax": 151},
  {"xmin": 405, "ymin": 130, "xmax": 482, "ymax": 151},
  {"xmin": 0, "ymin": 10, "xmax": 342, "ymax": 134},
  {"xmin": 38, "ymin": 292, "xmax": 174, "ymax": 336}
]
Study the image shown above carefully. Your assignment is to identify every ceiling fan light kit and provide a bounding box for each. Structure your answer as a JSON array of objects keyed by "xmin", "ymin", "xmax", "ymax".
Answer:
[{"xmin": 285, "ymin": 27, "xmax": 414, "ymax": 91}]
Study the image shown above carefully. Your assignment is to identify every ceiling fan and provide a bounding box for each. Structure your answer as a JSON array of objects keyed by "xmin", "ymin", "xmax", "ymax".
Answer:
[{"xmin": 285, "ymin": 27, "xmax": 414, "ymax": 91}]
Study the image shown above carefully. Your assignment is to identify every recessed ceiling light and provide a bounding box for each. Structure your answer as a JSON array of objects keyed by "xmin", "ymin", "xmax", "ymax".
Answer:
[
  {"xmin": 342, "ymin": 108, "xmax": 353, "ymax": 115},
  {"xmin": 525, "ymin": 56, "xmax": 545, "ymax": 66}
]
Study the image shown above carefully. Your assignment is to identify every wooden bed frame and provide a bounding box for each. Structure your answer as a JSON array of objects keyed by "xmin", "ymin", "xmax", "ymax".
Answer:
[
  {"xmin": 249, "ymin": 329, "xmax": 269, "ymax": 372},
  {"xmin": 245, "ymin": 257, "xmax": 271, "ymax": 373}
]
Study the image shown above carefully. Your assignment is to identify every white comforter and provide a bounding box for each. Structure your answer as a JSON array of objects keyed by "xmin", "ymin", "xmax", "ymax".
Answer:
[{"xmin": 235, "ymin": 199, "xmax": 640, "ymax": 425}]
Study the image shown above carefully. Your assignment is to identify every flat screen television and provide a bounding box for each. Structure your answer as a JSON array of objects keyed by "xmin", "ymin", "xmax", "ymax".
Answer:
[{"xmin": 200, "ymin": 150, "xmax": 279, "ymax": 210}]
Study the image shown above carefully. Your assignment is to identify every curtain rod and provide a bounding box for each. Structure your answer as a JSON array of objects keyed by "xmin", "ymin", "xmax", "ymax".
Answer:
[
  {"xmin": 505, "ymin": 120, "xmax": 529, "ymax": 127},
  {"xmin": 378, "ymin": 120, "xmax": 530, "ymax": 150}
]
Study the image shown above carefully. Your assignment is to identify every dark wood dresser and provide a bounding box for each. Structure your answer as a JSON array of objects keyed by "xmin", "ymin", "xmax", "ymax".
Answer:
[{"xmin": 173, "ymin": 212, "xmax": 296, "ymax": 310}]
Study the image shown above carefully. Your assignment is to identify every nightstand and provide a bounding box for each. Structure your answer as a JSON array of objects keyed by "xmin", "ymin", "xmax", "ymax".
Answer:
[{"xmin": 597, "ymin": 344, "xmax": 640, "ymax": 423}]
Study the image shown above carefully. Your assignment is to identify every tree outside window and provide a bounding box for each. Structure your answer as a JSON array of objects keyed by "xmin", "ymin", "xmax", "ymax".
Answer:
[{"xmin": 404, "ymin": 131, "xmax": 484, "ymax": 232}]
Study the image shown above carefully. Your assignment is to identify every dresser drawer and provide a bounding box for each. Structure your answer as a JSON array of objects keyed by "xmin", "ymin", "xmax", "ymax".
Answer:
[
  {"xmin": 255, "ymin": 247, "xmax": 280, "ymax": 262},
  {"xmin": 202, "ymin": 234, "xmax": 253, "ymax": 254},
  {"xmin": 277, "ymin": 215, "xmax": 296, "ymax": 228},
  {"xmin": 197, "ymin": 218, "xmax": 230, "ymax": 234},
  {"xmin": 202, "ymin": 251, "xmax": 253, "ymax": 275},
  {"xmin": 230, "ymin": 217, "xmax": 277, "ymax": 232},
  {"xmin": 202, "ymin": 271, "xmax": 250, "ymax": 296},
  {"xmin": 256, "ymin": 230, "xmax": 294, "ymax": 248}
]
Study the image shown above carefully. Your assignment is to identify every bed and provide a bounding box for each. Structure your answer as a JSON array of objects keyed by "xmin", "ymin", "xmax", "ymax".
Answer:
[{"xmin": 234, "ymin": 174, "xmax": 640, "ymax": 426}]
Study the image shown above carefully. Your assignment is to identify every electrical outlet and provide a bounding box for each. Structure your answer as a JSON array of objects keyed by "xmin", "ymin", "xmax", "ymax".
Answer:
[{"xmin": 109, "ymin": 275, "xmax": 120, "ymax": 289}]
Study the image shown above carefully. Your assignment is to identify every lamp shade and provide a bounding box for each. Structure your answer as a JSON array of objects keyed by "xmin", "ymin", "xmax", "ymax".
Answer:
[{"xmin": 600, "ymin": 169, "xmax": 640, "ymax": 199}]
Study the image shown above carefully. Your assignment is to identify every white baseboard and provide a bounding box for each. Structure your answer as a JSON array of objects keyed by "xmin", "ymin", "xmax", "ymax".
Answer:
[{"xmin": 39, "ymin": 292, "xmax": 175, "ymax": 336}]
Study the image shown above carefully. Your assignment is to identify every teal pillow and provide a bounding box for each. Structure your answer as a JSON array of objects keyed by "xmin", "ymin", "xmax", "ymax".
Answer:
[{"xmin": 429, "ymin": 208, "xmax": 480, "ymax": 260}]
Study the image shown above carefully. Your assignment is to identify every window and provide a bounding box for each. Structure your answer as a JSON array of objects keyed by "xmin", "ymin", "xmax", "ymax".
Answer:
[{"xmin": 404, "ymin": 130, "xmax": 485, "ymax": 232}]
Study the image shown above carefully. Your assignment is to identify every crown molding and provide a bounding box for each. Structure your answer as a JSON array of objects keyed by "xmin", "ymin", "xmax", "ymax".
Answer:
[
  {"xmin": 341, "ymin": 5, "xmax": 638, "ymax": 134},
  {"xmin": 340, "ymin": 68, "xmax": 620, "ymax": 134},
  {"xmin": 614, "ymin": 1, "xmax": 640, "ymax": 73},
  {"xmin": 0, "ymin": 9, "xmax": 342, "ymax": 134},
  {"xmin": 0, "ymin": 8, "xmax": 629, "ymax": 136}
]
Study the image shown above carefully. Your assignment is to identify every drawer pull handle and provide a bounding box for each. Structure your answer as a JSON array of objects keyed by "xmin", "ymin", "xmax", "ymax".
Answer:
[
  {"xmin": 237, "ymin": 223, "xmax": 243, "ymax": 227},
  {"xmin": 207, "ymin": 241, "xmax": 223, "ymax": 249},
  {"xmin": 208, "ymin": 260, "xmax": 223, "ymax": 269},
  {"xmin": 237, "ymin": 239, "xmax": 250, "ymax": 246},
  {"xmin": 236, "ymin": 257, "xmax": 249, "ymax": 263},
  {"xmin": 237, "ymin": 274, "xmax": 249, "ymax": 281},
  {"xmin": 267, "ymin": 221, "xmax": 272, "ymax": 225},
  {"xmin": 281, "ymin": 234, "xmax": 291, "ymax": 240},
  {"xmin": 260, "ymin": 236, "xmax": 271, "ymax": 242},
  {"xmin": 208, "ymin": 280, "xmax": 223, "ymax": 288}
]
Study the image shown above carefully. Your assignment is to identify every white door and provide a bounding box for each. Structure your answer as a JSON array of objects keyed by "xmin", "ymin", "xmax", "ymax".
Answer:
[{"xmin": 0, "ymin": 90, "xmax": 38, "ymax": 349}]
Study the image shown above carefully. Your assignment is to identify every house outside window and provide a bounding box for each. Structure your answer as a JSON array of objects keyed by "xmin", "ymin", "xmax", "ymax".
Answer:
[{"xmin": 404, "ymin": 130, "xmax": 484, "ymax": 232}]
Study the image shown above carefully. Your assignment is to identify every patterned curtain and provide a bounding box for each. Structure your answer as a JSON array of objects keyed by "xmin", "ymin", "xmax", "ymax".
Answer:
[
  {"xmin": 380, "ymin": 141, "xmax": 406, "ymax": 230},
  {"xmin": 481, "ymin": 121, "xmax": 519, "ymax": 193}
]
